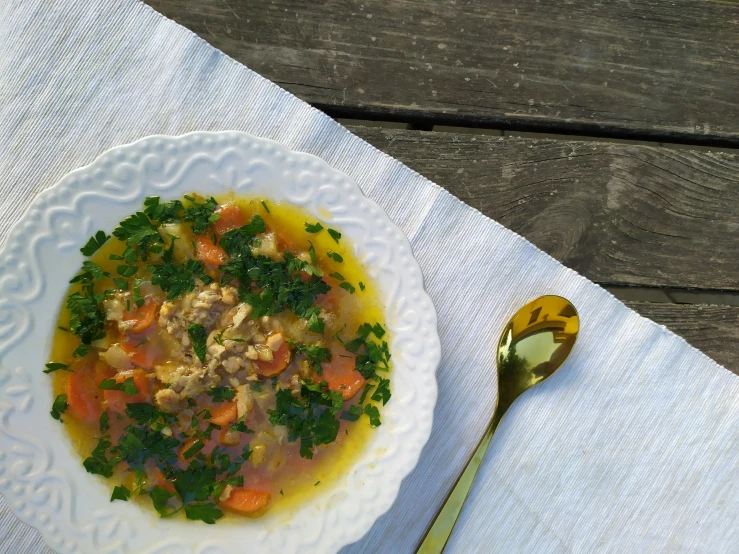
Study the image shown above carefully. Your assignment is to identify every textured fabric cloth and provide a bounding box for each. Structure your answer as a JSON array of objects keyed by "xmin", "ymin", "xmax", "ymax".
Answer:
[{"xmin": 1, "ymin": 1, "xmax": 738, "ymax": 553}]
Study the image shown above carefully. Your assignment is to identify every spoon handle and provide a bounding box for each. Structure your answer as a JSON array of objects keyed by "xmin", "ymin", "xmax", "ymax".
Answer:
[{"xmin": 416, "ymin": 418, "xmax": 497, "ymax": 554}]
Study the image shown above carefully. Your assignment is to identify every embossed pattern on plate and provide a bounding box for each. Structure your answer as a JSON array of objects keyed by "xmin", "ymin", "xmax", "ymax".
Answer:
[{"xmin": 0, "ymin": 131, "xmax": 440, "ymax": 554}]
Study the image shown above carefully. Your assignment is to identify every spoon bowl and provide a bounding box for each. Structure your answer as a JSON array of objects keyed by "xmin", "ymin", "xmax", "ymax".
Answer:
[
  {"xmin": 418, "ymin": 295, "xmax": 579, "ymax": 553},
  {"xmin": 496, "ymin": 295, "xmax": 579, "ymax": 423}
]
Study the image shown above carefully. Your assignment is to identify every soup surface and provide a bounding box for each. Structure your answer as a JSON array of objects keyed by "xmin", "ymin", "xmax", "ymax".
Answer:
[{"xmin": 47, "ymin": 194, "xmax": 391, "ymax": 523}]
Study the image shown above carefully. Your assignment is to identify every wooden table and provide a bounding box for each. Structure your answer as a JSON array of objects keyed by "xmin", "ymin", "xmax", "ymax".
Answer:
[{"xmin": 142, "ymin": 0, "xmax": 739, "ymax": 378}]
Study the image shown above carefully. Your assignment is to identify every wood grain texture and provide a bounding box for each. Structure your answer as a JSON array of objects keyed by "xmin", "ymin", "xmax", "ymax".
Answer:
[
  {"xmin": 347, "ymin": 126, "xmax": 739, "ymax": 291},
  {"xmin": 145, "ymin": 0, "xmax": 739, "ymax": 145},
  {"xmin": 626, "ymin": 302, "xmax": 739, "ymax": 377}
]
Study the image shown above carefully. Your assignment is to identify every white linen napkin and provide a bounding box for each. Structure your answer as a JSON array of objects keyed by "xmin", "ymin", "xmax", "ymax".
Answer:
[{"xmin": 1, "ymin": 1, "xmax": 738, "ymax": 553}]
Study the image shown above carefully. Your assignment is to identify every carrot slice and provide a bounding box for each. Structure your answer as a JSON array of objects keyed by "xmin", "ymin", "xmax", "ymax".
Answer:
[
  {"xmin": 196, "ymin": 234, "xmax": 227, "ymax": 266},
  {"xmin": 220, "ymin": 487, "xmax": 270, "ymax": 514},
  {"xmin": 123, "ymin": 299, "xmax": 158, "ymax": 334},
  {"xmin": 213, "ymin": 204, "xmax": 247, "ymax": 237},
  {"xmin": 208, "ymin": 402, "xmax": 238, "ymax": 427},
  {"xmin": 321, "ymin": 348, "xmax": 366, "ymax": 400},
  {"xmin": 254, "ymin": 342, "xmax": 291, "ymax": 377},
  {"xmin": 66, "ymin": 366, "xmax": 103, "ymax": 424},
  {"xmin": 120, "ymin": 337, "xmax": 158, "ymax": 370},
  {"xmin": 103, "ymin": 369, "xmax": 150, "ymax": 414}
]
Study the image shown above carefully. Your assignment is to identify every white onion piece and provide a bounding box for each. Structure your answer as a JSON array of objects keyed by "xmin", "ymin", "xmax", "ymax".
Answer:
[{"xmin": 102, "ymin": 344, "xmax": 133, "ymax": 370}]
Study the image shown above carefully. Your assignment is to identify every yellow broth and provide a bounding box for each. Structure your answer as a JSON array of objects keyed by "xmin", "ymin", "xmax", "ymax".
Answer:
[{"xmin": 49, "ymin": 194, "xmax": 389, "ymax": 521}]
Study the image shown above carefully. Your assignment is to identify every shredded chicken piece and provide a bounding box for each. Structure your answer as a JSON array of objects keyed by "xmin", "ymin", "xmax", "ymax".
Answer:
[{"xmin": 152, "ymin": 281, "xmax": 285, "ymax": 410}]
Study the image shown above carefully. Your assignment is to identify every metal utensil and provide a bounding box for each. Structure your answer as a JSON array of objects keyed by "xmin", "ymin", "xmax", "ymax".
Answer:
[{"xmin": 417, "ymin": 295, "xmax": 579, "ymax": 554}]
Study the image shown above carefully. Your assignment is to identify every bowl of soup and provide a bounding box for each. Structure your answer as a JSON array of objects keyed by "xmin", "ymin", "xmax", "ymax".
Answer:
[{"xmin": 0, "ymin": 131, "xmax": 439, "ymax": 553}]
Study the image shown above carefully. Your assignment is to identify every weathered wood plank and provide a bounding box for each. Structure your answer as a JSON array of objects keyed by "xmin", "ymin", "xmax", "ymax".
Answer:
[
  {"xmin": 346, "ymin": 126, "xmax": 739, "ymax": 291},
  {"xmin": 626, "ymin": 302, "xmax": 739, "ymax": 377},
  {"xmin": 145, "ymin": 0, "xmax": 739, "ymax": 146}
]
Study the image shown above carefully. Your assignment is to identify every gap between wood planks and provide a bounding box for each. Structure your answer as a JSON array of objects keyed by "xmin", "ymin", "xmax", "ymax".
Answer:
[
  {"xmin": 336, "ymin": 118, "xmax": 739, "ymax": 154},
  {"xmin": 335, "ymin": 117, "xmax": 739, "ymax": 308}
]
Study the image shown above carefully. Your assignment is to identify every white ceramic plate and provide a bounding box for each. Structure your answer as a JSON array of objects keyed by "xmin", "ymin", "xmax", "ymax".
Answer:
[{"xmin": 0, "ymin": 131, "xmax": 439, "ymax": 554}]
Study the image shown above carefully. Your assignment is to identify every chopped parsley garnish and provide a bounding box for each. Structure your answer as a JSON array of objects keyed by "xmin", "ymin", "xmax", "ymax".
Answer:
[
  {"xmin": 185, "ymin": 502, "xmax": 223, "ymax": 524},
  {"xmin": 50, "ymin": 394, "xmax": 68, "ymax": 422},
  {"xmin": 111, "ymin": 485, "xmax": 131, "ymax": 502},
  {"xmin": 329, "ymin": 272, "xmax": 345, "ymax": 281},
  {"xmin": 115, "ymin": 425, "xmax": 180, "ymax": 467},
  {"xmin": 363, "ymin": 404, "xmax": 381, "ymax": 427},
  {"xmin": 339, "ymin": 282, "xmax": 355, "ymax": 294},
  {"xmin": 372, "ymin": 378, "xmax": 391, "ymax": 405},
  {"xmin": 150, "ymin": 486, "xmax": 177, "ymax": 517},
  {"xmin": 99, "ymin": 412, "xmax": 110, "ymax": 432},
  {"xmin": 116, "ymin": 264, "xmax": 138, "ymax": 277},
  {"xmin": 343, "ymin": 323, "xmax": 390, "ymax": 381},
  {"xmin": 132, "ymin": 283, "xmax": 145, "ymax": 307},
  {"xmin": 230, "ymin": 421, "xmax": 254, "ymax": 434},
  {"xmin": 82, "ymin": 437, "xmax": 117, "ymax": 477},
  {"xmin": 292, "ymin": 343, "xmax": 331, "ymax": 375},
  {"xmin": 188, "ymin": 323, "xmax": 208, "ymax": 363},
  {"xmin": 124, "ymin": 403, "xmax": 175, "ymax": 431},
  {"xmin": 149, "ymin": 258, "xmax": 212, "ymax": 300},
  {"xmin": 327, "ymin": 251, "xmax": 343, "ymax": 263},
  {"xmin": 370, "ymin": 323, "xmax": 386, "ymax": 338},
  {"xmin": 124, "ymin": 402, "xmax": 159, "ymax": 425},
  {"xmin": 341, "ymin": 404, "xmax": 363, "ymax": 422},
  {"xmin": 69, "ymin": 261, "xmax": 109, "ymax": 284},
  {"xmin": 183, "ymin": 439, "xmax": 205, "ymax": 459},
  {"xmin": 43, "ymin": 362, "xmax": 70, "ymax": 374},
  {"xmin": 66, "ymin": 279, "xmax": 107, "ymax": 347},
  {"xmin": 337, "ymin": 323, "xmax": 392, "ymax": 425},
  {"xmin": 219, "ymin": 215, "xmax": 266, "ymax": 253},
  {"xmin": 261, "ymin": 200, "xmax": 270, "ymax": 213},
  {"xmin": 305, "ymin": 222, "xmax": 324, "ymax": 233},
  {"xmin": 306, "ymin": 313, "xmax": 325, "ymax": 334},
  {"xmin": 240, "ymin": 288, "xmax": 276, "ymax": 319},
  {"xmin": 220, "ymin": 221, "xmax": 330, "ymax": 319},
  {"xmin": 267, "ymin": 379, "xmax": 343, "ymax": 459},
  {"xmin": 72, "ymin": 343, "xmax": 90, "ymax": 358},
  {"xmin": 80, "ymin": 230, "xmax": 110, "ymax": 256},
  {"xmin": 207, "ymin": 386, "xmax": 236, "ymax": 402},
  {"xmin": 358, "ymin": 382, "xmax": 373, "ymax": 404},
  {"xmin": 327, "ymin": 228, "xmax": 341, "ymax": 243},
  {"xmin": 239, "ymin": 443, "xmax": 253, "ymax": 462},
  {"xmin": 359, "ymin": 281, "xmax": 365, "ymax": 291},
  {"xmin": 183, "ymin": 195, "xmax": 220, "ymax": 234},
  {"xmin": 99, "ymin": 377, "xmax": 139, "ymax": 395},
  {"xmin": 172, "ymin": 462, "xmax": 223, "ymax": 519},
  {"xmin": 143, "ymin": 196, "xmax": 184, "ymax": 223},
  {"xmin": 308, "ymin": 242, "xmax": 319, "ymax": 267},
  {"xmin": 112, "ymin": 211, "xmax": 162, "ymax": 261}
]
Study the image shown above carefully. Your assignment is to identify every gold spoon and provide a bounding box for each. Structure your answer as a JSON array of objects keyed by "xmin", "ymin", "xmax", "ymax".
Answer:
[{"xmin": 417, "ymin": 295, "xmax": 579, "ymax": 554}]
